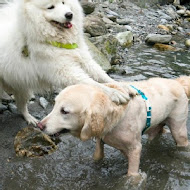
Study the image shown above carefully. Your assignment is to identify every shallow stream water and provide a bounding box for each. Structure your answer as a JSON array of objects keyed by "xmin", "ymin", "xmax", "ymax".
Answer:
[{"xmin": 0, "ymin": 0, "xmax": 190, "ymax": 188}]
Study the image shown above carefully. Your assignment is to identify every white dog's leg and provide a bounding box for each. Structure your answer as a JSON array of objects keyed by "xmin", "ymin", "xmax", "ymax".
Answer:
[
  {"xmin": 80, "ymin": 50, "xmax": 137, "ymax": 101},
  {"xmin": 52, "ymin": 63, "xmax": 129, "ymax": 104},
  {"xmin": 14, "ymin": 91, "xmax": 38, "ymax": 125},
  {"xmin": 0, "ymin": 80, "xmax": 3, "ymax": 104}
]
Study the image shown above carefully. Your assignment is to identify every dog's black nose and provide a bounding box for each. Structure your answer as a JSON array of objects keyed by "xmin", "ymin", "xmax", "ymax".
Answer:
[{"xmin": 65, "ymin": 12, "xmax": 73, "ymax": 20}]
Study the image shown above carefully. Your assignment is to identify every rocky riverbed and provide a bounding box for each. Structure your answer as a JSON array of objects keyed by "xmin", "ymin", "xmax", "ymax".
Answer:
[{"xmin": 0, "ymin": 0, "xmax": 190, "ymax": 190}]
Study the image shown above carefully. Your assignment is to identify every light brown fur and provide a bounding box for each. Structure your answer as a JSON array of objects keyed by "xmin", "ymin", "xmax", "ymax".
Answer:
[{"xmin": 40, "ymin": 76, "xmax": 190, "ymax": 177}]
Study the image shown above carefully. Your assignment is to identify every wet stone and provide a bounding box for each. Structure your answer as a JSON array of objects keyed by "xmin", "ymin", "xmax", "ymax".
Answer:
[
  {"xmin": 0, "ymin": 103, "xmax": 7, "ymax": 113},
  {"xmin": 145, "ymin": 34, "xmax": 172, "ymax": 44},
  {"xmin": 14, "ymin": 127, "xmax": 58, "ymax": 157},
  {"xmin": 8, "ymin": 103, "xmax": 17, "ymax": 114}
]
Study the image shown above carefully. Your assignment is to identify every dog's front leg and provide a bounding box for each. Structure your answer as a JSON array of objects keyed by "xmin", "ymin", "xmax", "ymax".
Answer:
[
  {"xmin": 0, "ymin": 80, "xmax": 3, "ymax": 103},
  {"xmin": 93, "ymin": 138, "xmax": 104, "ymax": 161},
  {"xmin": 14, "ymin": 91, "xmax": 38, "ymax": 125}
]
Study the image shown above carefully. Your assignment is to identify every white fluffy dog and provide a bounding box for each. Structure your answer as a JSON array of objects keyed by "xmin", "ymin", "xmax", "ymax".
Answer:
[{"xmin": 0, "ymin": 0, "xmax": 133, "ymax": 125}]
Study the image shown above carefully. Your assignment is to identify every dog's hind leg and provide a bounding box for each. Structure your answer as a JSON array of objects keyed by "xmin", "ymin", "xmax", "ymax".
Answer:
[
  {"xmin": 168, "ymin": 118, "xmax": 189, "ymax": 147},
  {"xmin": 14, "ymin": 91, "xmax": 38, "ymax": 125}
]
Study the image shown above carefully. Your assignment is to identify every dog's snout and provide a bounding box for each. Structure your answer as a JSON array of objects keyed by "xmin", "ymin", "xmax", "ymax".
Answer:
[
  {"xmin": 65, "ymin": 12, "xmax": 73, "ymax": 20},
  {"xmin": 37, "ymin": 122, "xmax": 46, "ymax": 131}
]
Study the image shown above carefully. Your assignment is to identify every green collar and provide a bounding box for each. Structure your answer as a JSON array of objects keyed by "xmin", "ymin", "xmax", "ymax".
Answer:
[{"xmin": 47, "ymin": 41, "xmax": 78, "ymax": 49}]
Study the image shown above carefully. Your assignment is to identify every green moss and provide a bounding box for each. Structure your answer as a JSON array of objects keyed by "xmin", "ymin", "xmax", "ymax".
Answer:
[{"xmin": 104, "ymin": 38, "xmax": 118, "ymax": 55}]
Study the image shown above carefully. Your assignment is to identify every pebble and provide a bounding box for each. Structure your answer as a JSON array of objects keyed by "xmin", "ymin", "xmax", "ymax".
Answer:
[
  {"xmin": 102, "ymin": 17, "xmax": 113, "ymax": 24},
  {"xmin": 39, "ymin": 97, "xmax": 49, "ymax": 109},
  {"xmin": 158, "ymin": 24, "xmax": 170, "ymax": 32},
  {"xmin": 160, "ymin": 19, "xmax": 168, "ymax": 24},
  {"xmin": 125, "ymin": 25, "xmax": 133, "ymax": 31},
  {"xmin": 177, "ymin": 9, "xmax": 186, "ymax": 15},
  {"xmin": 185, "ymin": 10, "xmax": 190, "ymax": 17},
  {"xmin": 185, "ymin": 39, "xmax": 190, "ymax": 48},
  {"xmin": 177, "ymin": 27, "xmax": 184, "ymax": 32},
  {"xmin": 105, "ymin": 9, "xmax": 119, "ymax": 17}
]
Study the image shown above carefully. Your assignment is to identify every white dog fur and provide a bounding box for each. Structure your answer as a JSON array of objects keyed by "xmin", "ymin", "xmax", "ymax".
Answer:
[
  {"xmin": 39, "ymin": 76, "xmax": 190, "ymax": 177},
  {"xmin": 0, "ymin": 0, "xmax": 133, "ymax": 125}
]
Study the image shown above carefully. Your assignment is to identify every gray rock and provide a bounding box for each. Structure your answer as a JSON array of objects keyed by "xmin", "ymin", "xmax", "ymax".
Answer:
[
  {"xmin": 116, "ymin": 31, "xmax": 133, "ymax": 46},
  {"xmin": 0, "ymin": 103, "xmax": 7, "ymax": 113},
  {"xmin": 165, "ymin": 7, "xmax": 179, "ymax": 19},
  {"xmin": 177, "ymin": 26, "xmax": 184, "ymax": 32},
  {"xmin": 84, "ymin": 15, "xmax": 107, "ymax": 37},
  {"xmin": 85, "ymin": 37, "xmax": 111, "ymax": 71},
  {"xmin": 145, "ymin": 34, "xmax": 172, "ymax": 44},
  {"xmin": 39, "ymin": 97, "xmax": 49, "ymax": 109},
  {"xmin": 161, "ymin": 18, "xmax": 168, "ymax": 24},
  {"xmin": 105, "ymin": 9, "xmax": 119, "ymax": 17},
  {"xmin": 107, "ymin": 14, "xmax": 117, "ymax": 22},
  {"xmin": 80, "ymin": 1, "xmax": 95, "ymax": 15},
  {"xmin": 102, "ymin": 17, "xmax": 114, "ymax": 24},
  {"xmin": 1, "ymin": 91, "xmax": 12, "ymax": 103},
  {"xmin": 116, "ymin": 18, "xmax": 132, "ymax": 25},
  {"xmin": 8, "ymin": 103, "xmax": 17, "ymax": 114},
  {"xmin": 157, "ymin": 10, "xmax": 173, "ymax": 21},
  {"xmin": 125, "ymin": 25, "xmax": 133, "ymax": 31}
]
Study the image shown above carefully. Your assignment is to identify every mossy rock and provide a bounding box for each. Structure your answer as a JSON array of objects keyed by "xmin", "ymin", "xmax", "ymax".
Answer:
[{"xmin": 14, "ymin": 127, "xmax": 58, "ymax": 157}]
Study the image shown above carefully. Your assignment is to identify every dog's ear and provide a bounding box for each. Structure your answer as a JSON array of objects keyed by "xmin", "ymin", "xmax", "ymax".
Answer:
[
  {"xmin": 80, "ymin": 89, "xmax": 126, "ymax": 141},
  {"xmin": 80, "ymin": 110, "xmax": 105, "ymax": 141},
  {"xmin": 80, "ymin": 93, "xmax": 106, "ymax": 141}
]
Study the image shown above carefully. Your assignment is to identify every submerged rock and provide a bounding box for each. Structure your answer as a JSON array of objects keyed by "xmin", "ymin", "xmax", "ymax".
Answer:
[
  {"xmin": 153, "ymin": 43, "xmax": 177, "ymax": 51},
  {"xmin": 14, "ymin": 127, "xmax": 58, "ymax": 157},
  {"xmin": 145, "ymin": 34, "xmax": 172, "ymax": 44}
]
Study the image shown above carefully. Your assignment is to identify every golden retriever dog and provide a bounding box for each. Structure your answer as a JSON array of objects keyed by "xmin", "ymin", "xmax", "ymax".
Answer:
[{"xmin": 38, "ymin": 76, "xmax": 190, "ymax": 177}]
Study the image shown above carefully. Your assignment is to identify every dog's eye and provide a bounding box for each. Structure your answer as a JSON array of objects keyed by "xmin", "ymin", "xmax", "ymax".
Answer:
[
  {"xmin": 47, "ymin": 5, "xmax": 55, "ymax": 10},
  {"xmin": 62, "ymin": 2, "xmax": 65, "ymax": 4},
  {"xmin": 61, "ymin": 108, "xmax": 69, "ymax": 115}
]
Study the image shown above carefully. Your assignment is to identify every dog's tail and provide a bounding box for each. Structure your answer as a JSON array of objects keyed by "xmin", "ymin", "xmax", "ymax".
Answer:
[{"xmin": 176, "ymin": 76, "xmax": 190, "ymax": 98}]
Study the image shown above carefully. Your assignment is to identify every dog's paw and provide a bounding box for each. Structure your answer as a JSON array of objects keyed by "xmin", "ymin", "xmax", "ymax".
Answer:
[
  {"xmin": 120, "ymin": 84, "xmax": 139, "ymax": 98},
  {"xmin": 24, "ymin": 114, "xmax": 38, "ymax": 126},
  {"xmin": 104, "ymin": 86, "xmax": 130, "ymax": 104}
]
